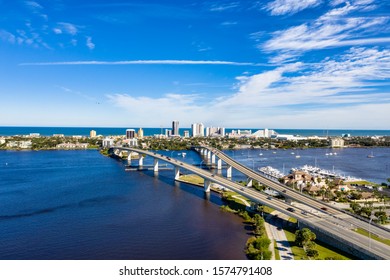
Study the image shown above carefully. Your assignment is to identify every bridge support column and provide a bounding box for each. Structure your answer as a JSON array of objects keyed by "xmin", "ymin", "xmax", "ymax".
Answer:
[
  {"xmin": 153, "ymin": 158, "xmax": 159, "ymax": 172},
  {"xmin": 204, "ymin": 179, "xmax": 211, "ymax": 193},
  {"xmin": 217, "ymin": 159, "xmax": 222, "ymax": 170},
  {"xmin": 127, "ymin": 154, "xmax": 131, "ymax": 166},
  {"xmin": 247, "ymin": 178, "xmax": 253, "ymax": 187},
  {"xmin": 202, "ymin": 149, "xmax": 207, "ymax": 156},
  {"xmin": 174, "ymin": 166, "xmax": 180, "ymax": 180},
  {"xmin": 227, "ymin": 165, "xmax": 232, "ymax": 178},
  {"xmin": 138, "ymin": 156, "xmax": 144, "ymax": 167},
  {"xmin": 211, "ymin": 154, "xmax": 216, "ymax": 164},
  {"xmin": 207, "ymin": 150, "xmax": 211, "ymax": 159}
]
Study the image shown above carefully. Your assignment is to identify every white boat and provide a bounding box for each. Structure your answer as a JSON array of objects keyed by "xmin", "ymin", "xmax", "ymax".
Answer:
[
  {"xmin": 367, "ymin": 152, "xmax": 374, "ymax": 158},
  {"xmin": 291, "ymin": 152, "xmax": 295, "ymax": 155},
  {"xmin": 182, "ymin": 152, "xmax": 186, "ymax": 157},
  {"xmin": 295, "ymin": 155, "xmax": 301, "ymax": 158}
]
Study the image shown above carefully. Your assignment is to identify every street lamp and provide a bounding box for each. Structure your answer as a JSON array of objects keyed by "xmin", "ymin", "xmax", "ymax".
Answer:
[
  {"xmin": 369, "ymin": 215, "xmax": 374, "ymax": 251},
  {"xmin": 199, "ymin": 160, "xmax": 204, "ymax": 169},
  {"xmin": 170, "ymin": 151, "xmax": 175, "ymax": 158},
  {"xmin": 250, "ymin": 159, "xmax": 255, "ymax": 170}
]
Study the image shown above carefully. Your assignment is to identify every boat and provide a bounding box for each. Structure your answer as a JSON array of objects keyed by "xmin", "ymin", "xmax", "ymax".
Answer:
[
  {"xmin": 259, "ymin": 153, "xmax": 263, "ymax": 156},
  {"xmin": 182, "ymin": 152, "xmax": 186, "ymax": 158},
  {"xmin": 295, "ymin": 155, "xmax": 301, "ymax": 158},
  {"xmin": 258, "ymin": 166, "xmax": 284, "ymax": 179},
  {"xmin": 367, "ymin": 152, "xmax": 374, "ymax": 158},
  {"xmin": 291, "ymin": 152, "xmax": 295, "ymax": 155}
]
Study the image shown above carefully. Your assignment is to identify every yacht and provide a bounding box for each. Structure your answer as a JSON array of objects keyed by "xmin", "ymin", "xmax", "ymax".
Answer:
[{"xmin": 367, "ymin": 152, "xmax": 374, "ymax": 158}]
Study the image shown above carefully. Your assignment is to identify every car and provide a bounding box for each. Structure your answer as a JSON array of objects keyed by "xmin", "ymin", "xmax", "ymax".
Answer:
[
  {"xmin": 282, "ymin": 190, "xmax": 287, "ymax": 193},
  {"xmin": 267, "ymin": 196, "xmax": 272, "ymax": 200},
  {"xmin": 240, "ymin": 188, "xmax": 245, "ymax": 191},
  {"xmin": 320, "ymin": 207, "xmax": 328, "ymax": 211},
  {"xmin": 277, "ymin": 227, "xmax": 282, "ymax": 231},
  {"xmin": 301, "ymin": 211, "xmax": 307, "ymax": 215},
  {"xmin": 287, "ymin": 207, "xmax": 295, "ymax": 212}
]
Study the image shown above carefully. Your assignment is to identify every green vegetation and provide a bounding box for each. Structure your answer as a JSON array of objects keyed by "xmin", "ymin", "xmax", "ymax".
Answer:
[
  {"xmin": 284, "ymin": 225, "xmax": 353, "ymax": 260},
  {"xmin": 178, "ymin": 174, "xmax": 204, "ymax": 186},
  {"xmin": 273, "ymin": 240, "xmax": 281, "ymax": 260},
  {"xmin": 245, "ymin": 214, "xmax": 272, "ymax": 260},
  {"xmin": 355, "ymin": 228, "xmax": 390, "ymax": 246}
]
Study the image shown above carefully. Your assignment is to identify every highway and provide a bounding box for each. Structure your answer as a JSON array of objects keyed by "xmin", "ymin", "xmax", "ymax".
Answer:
[
  {"xmin": 203, "ymin": 146, "xmax": 390, "ymax": 240},
  {"xmin": 111, "ymin": 146, "xmax": 390, "ymax": 259}
]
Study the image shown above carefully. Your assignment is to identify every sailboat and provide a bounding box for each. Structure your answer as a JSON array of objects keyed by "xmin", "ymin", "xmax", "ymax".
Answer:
[{"xmin": 367, "ymin": 152, "xmax": 374, "ymax": 158}]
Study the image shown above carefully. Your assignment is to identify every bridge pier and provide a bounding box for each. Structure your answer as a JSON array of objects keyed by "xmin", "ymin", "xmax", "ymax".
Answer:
[
  {"xmin": 174, "ymin": 166, "xmax": 180, "ymax": 180},
  {"xmin": 247, "ymin": 178, "xmax": 253, "ymax": 187},
  {"xmin": 211, "ymin": 154, "xmax": 216, "ymax": 164},
  {"xmin": 204, "ymin": 179, "xmax": 211, "ymax": 193},
  {"xmin": 138, "ymin": 156, "xmax": 144, "ymax": 167},
  {"xmin": 207, "ymin": 150, "xmax": 211, "ymax": 159},
  {"xmin": 153, "ymin": 158, "xmax": 159, "ymax": 172},
  {"xmin": 227, "ymin": 165, "xmax": 232, "ymax": 178},
  {"xmin": 217, "ymin": 159, "xmax": 222, "ymax": 170}
]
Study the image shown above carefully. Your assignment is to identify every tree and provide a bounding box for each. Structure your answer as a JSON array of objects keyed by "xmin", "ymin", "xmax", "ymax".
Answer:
[
  {"xmin": 350, "ymin": 202, "xmax": 362, "ymax": 214},
  {"xmin": 306, "ymin": 249, "xmax": 319, "ymax": 259},
  {"xmin": 295, "ymin": 228, "xmax": 316, "ymax": 250},
  {"xmin": 374, "ymin": 211, "xmax": 388, "ymax": 224}
]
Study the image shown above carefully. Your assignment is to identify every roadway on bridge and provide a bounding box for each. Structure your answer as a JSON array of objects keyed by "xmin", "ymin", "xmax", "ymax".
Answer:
[
  {"xmin": 204, "ymin": 146, "xmax": 390, "ymax": 241},
  {"xmin": 111, "ymin": 146, "xmax": 390, "ymax": 259}
]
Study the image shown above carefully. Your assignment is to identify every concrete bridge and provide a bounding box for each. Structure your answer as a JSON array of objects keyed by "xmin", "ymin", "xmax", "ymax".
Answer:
[{"xmin": 109, "ymin": 146, "xmax": 390, "ymax": 260}]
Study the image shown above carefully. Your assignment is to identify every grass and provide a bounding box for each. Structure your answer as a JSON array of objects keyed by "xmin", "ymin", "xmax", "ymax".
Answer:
[
  {"xmin": 178, "ymin": 174, "xmax": 204, "ymax": 185},
  {"xmin": 347, "ymin": 180, "xmax": 379, "ymax": 186},
  {"xmin": 273, "ymin": 240, "xmax": 281, "ymax": 260},
  {"xmin": 284, "ymin": 224, "xmax": 353, "ymax": 260},
  {"xmin": 355, "ymin": 228, "xmax": 390, "ymax": 246}
]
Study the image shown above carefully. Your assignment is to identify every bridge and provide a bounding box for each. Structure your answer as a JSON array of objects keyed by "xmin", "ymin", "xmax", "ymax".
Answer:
[{"xmin": 110, "ymin": 146, "xmax": 390, "ymax": 260}]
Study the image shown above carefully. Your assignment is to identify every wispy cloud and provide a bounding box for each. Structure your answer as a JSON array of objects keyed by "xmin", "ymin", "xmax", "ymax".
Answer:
[
  {"xmin": 56, "ymin": 22, "xmax": 78, "ymax": 35},
  {"xmin": 86, "ymin": 36, "xmax": 95, "ymax": 50},
  {"xmin": 265, "ymin": 0, "xmax": 322, "ymax": 16},
  {"xmin": 261, "ymin": 1, "xmax": 389, "ymax": 61},
  {"xmin": 20, "ymin": 60, "xmax": 263, "ymax": 66},
  {"xmin": 209, "ymin": 2, "xmax": 240, "ymax": 12},
  {"xmin": 104, "ymin": 47, "xmax": 390, "ymax": 128}
]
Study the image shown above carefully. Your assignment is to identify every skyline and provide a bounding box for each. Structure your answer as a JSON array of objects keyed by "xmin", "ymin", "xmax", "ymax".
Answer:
[{"xmin": 1, "ymin": 0, "xmax": 389, "ymax": 129}]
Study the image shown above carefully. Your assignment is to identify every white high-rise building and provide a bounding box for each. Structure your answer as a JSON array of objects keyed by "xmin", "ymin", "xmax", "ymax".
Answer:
[
  {"xmin": 205, "ymin": 127, "xmax": 225, "ymax": 137},
  {"xmin": 191, "ymin": 123, "xmax": 204, "ymax": 137}
]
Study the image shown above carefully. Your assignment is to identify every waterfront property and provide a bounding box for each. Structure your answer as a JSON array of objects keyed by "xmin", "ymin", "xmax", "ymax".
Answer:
[{"xmin": 110, "ymin": 145, "xmax": 390, "ymax": 260}]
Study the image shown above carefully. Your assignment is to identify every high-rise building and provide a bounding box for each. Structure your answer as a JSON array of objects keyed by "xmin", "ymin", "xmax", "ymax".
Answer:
[
  {"xmin": 172, "ymin": 120, "xmax": 179, "ymax": 136},
  {"xmin": 165, "ymin": 129, "xmax": 172, "ymax": 137},
  {"xmin": 138, "ymin": 128, "xmax": 144, "ymax": 139},
  {"xmin": 126, "ymin": 129, "xmax": 135, "ymax": 139},
  {"xmin": 191, "ymin": 123, "xmax": 204, "ymax": 137},
  {"xmin": 90, "ymin": 130, "xmax": 96, "ymax": 138},
  {"xmin": 206, "ymin": 127, "xmax": 225, "ymax": 137},
  {"xmin": 184, "ymin": 130, "xmax": 190, "ymax": 138}
]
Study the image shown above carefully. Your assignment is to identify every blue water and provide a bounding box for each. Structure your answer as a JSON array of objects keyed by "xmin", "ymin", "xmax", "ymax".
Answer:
[
  {"xmin": 0, "ymin": 150, "xmax": 249, "ymax": 260},
  {"xmin": 223, "ymin": 147, "xmax": 390, "ymax": 184},
  {"xmin": 0, "ymin": 146, "xmax": 388, "ymax": 260},
  {"xmin": 0, "ymin": 126, "xmax": 389, "ymax": 137}
]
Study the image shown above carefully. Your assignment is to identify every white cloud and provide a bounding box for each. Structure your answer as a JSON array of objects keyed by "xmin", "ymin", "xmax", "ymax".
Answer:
[
  {"xmin": 86, "ymin": 36, "xmax": 95, "ymax": 50},
  {"xmin": 53, "ymin": 28, "xmax": 62, "ymax": 34},
  {"xmin": 24, "ymin": 1, "xmax": 43, "ymax": 10},
  {"xmin": 20, "ymin": 60, "xmax": 258, "ymax": 66},
  {"xmin": 209, "ymin": 2, "xmax": 239, "ymax": 12},
  {"xmin": 265, "ymin": 0, "xmax": 322, "ymax": 16},
  {"xmin": 103, "ymin": 47, "xmax": 389, "ymax": 129},
  {"xmin": 262, "ymin": 1, "xmax": 389, "ymax": 61},
  {"xmin": 0, "ymin": 30, "xmax": 16, "ymax": 44},
  {"xmin": 56, "ymin": 22, "xmax": 78, "ymax": 35}
]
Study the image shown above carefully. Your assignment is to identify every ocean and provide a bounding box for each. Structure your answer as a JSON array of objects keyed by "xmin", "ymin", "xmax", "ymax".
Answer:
[{"xmin": 0, "ymin": 126, "xmax": 389, "ymax": 137}]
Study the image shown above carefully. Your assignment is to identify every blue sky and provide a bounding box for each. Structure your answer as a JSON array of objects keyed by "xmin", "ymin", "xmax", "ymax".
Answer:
[{"xmin": 0, "ymin": 0, "xmax": 389, "ymax": 129}]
